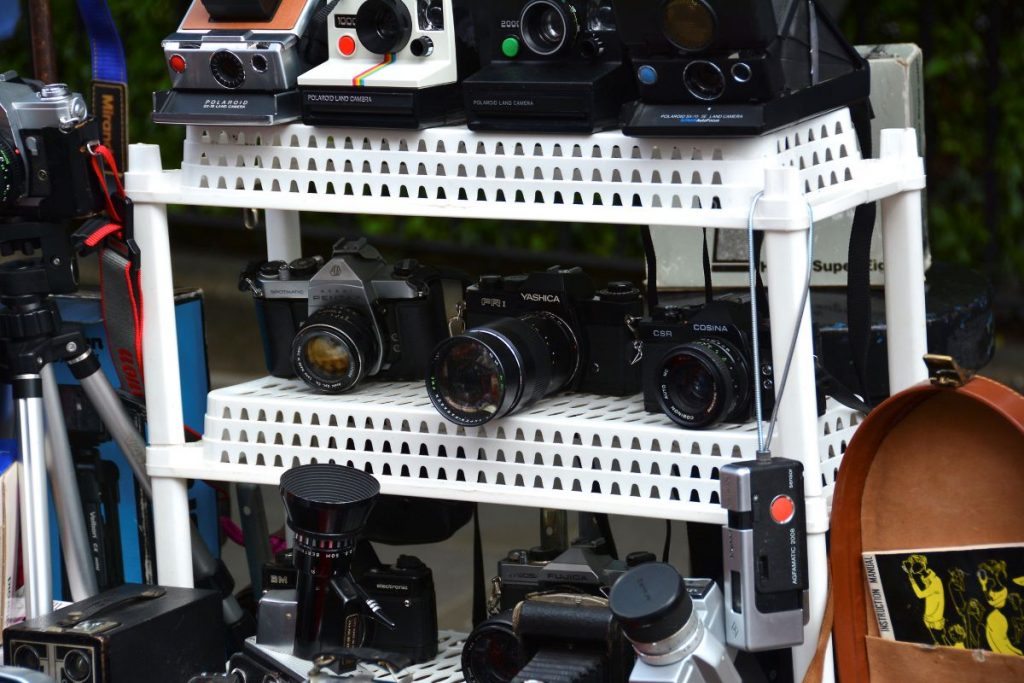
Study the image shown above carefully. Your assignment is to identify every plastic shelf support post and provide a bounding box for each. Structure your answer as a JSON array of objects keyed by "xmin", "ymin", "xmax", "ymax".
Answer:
[
  {"xmin": 264, "ymin": 209, "xmax": 302, "ymax": 263},
  {"xmin": 880, "ymin": 129, "xmax": 929, "ymax": 392},
  {"xmin": 126, "ymin": 143, "xmax": 194, "ymax": 588}
]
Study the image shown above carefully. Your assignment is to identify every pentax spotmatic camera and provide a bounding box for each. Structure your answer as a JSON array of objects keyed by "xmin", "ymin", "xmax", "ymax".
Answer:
[
  {"xmin": 240, "ymin": 238, "xmax": 464, "ymax": 394},
  {"xmin": 635, "ymin": 299, "xmax": 776, "ymax": 430},
  {"xmin": 0, "ymin": 73, "xmax": 103, "ymax": 222},
  {"xmin": 298, "ymin": 0, "xmax": 479, "ymax": 128},
  {"xmin": 426, "ymin": 267, "xmax": 643, "ymax": 426},
  {"xmin": 463, "ymin": 0, "xmax": 635, "ymax": 132},
  {"xmin": 614, "ymin": 0, "xmax": 869, "ymax": 135},
  {"xmin": 153, "ymin": 0, "xmax": 330, "ymax": 125}
]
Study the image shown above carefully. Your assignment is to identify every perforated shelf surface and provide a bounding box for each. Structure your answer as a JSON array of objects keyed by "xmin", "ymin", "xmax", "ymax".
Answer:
[{"xmin": 145, "ymin": 377, "xmax": 860, "ymax": 525}]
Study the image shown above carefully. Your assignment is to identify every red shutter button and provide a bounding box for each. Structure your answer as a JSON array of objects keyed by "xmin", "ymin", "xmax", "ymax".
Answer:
[
  {"xmin": 770, "ymin": 495, "xmax": 796, "ymax": 524},
  {"xmin": 169, "ymin": 54, "xmax": 187, "ymax": 73},
  {"xmin": 338, "ymin": 35, "xmax": 357, "ymax": 56}
]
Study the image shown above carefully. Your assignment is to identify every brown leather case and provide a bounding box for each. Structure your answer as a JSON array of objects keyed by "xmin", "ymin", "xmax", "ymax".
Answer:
[{"xmin": 830, "ymin": 369, "xmax": 1024, "ymax": 682}]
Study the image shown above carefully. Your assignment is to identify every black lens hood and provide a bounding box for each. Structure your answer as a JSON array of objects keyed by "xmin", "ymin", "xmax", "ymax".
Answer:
[{"xmin": 280, "ymin": 464, "xmax": 380, "ymax": 540}]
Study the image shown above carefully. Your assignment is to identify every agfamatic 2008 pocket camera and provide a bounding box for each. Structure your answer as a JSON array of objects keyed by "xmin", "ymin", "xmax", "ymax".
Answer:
[
  {"xmin": 298, "ymin": 0, "xmax": 478, "ymax": 128},
  {"xmin": 463, "ymin": 0, "xmax": 635, "ymax": 132},
  {"xmin": 613, "ymin": 0, "xmax": 868, "ymax": 135},
  {"xmin": 153, "ymin": 0, "xmax": 328, "ymax": 125}
]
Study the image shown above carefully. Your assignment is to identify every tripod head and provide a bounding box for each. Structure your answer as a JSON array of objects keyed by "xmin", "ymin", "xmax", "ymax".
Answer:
[{"xmin": 0, "ymin": 221, "xmax": 79, "ymax": 300}]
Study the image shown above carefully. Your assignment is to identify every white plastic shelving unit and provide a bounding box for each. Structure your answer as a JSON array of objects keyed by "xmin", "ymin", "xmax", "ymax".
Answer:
[{"xmin": 124, "ymin": 108, "xmax": 927, "ymax": 683}]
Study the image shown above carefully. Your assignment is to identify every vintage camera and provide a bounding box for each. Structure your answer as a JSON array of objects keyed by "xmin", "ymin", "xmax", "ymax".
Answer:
[
  {"xmin": 359, "ymin": 555, "xmax": 438, "ymax": 663},
  {"xmin": 298, "ymin": 0, "xmax": 479, "ymax": 128},
  {"xmin": 426, "ymin": 268, "xmax": 642, "ymax": 426},
  {"xmin": 0, "ymin": 73, "xmax": 102, "ymax": 222},
  {"xmin": 610, "ymin": 563, "xmax": 739, "ymax": 683},
  {"xmin": 3, "ymin": 584, "xmax": 225, "ymax": 683},
  {"xmin": 239, "ymin": 238, "xmax": 463, "ymax": 393},
  {"xmin": 153, "ymin": 0, "xmax": 329, "ymax": 125},
  {"xmin": 463, "ymin": 593, "xmax": 634, "ymax": 683},
  {"xmin": 613, "ymin": 0, "xmax": 869, "ymax": 135},
  {"xmin": 463, "ymin": 0, "xmax": 635, "ymax": 132},
  {"xmin": 637, "ymin": 300, "xmax": 775, "ymax": 430}
]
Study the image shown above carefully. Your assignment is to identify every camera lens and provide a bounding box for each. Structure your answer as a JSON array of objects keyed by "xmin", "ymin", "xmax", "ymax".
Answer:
[
  {"xmin": 461, "ymin": 612, "xmax": 521, "ymax": 683},
  {"xmin": 63, "ymin": 649, "xmax": 92, "ymax": 682},
  {"xmin": 662, "ymin": 0, "xmax": 716, "ymax": 51},
  {"xmin": 356, "ymin": 0, "xmax": 413, "ymax": 54},
  {"xmin": 656, "ymin": 338, "xmax": 749, "ymax": 429},
  {"xmin": 683, "ymin": 60, "xmax": 725, "ymax": 101},
  {"xmin": 210, "ymin": 50, "xmax": 245, "ymax": 89},
  {"xmin": 428, "ymin": 313, "xmax": 579, "ymax": 426},
  {"xmin": 291, "ymin": 307, "xmax": 378, "ymax": 393},
  {"xmin": 520, "ymin": 0, "xmax": 577, "ymax": 57},
  {"xmin": 13, "ymin": 644, "xmax": 43, "ymax": 670}
]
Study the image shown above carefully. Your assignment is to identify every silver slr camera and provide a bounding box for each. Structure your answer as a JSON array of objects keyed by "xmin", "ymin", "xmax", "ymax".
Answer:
[
  {"xmin": 610, "ymin": 563, "xmax": 741, "ymax": 683},
  {"xmin": 153, "ymin": 0, "xmax": 328, "ymax": 125}
]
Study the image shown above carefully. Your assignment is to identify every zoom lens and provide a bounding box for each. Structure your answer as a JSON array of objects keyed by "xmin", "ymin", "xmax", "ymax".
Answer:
[
  {"xmin": 520, "ymin": 0, "xmax": 577, "ymax": 57},
  {"xmin": 63, "ymin": 649, "xmax": 92, "ymax": 682},
  {"xmin": 461, "ymin": 611, "xmax": 520, "ymax": 683},
  {"xmin": 662, "ymin": 0, "xmax": 716, "ymax": 51},
  {"xmin": 427, "ymin": 313, "xmax": 579, "ymax": 426},
  {"xmin": 210, "ymin": 50, "xmax": 246, "ymax": 89},
  {"xmin": 356, "ymin": 0, "xmax": 413, "ymax": 54},
  {"xmin": 656, "ymin": 338, "xmax": 750, "ymax": 429},
  {"xmin": 291, "ymin": 307, "xmax": 379, "ymax": 393},
  {"xmin": 683, "ymin": 60, "xmax": 725, "ymax": 101}
]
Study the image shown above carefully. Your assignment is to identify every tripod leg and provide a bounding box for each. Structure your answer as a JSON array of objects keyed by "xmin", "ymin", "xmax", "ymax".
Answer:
[
  {"xmin": 237, "ymin": 483, "xmax": 272, "ymax": 595},
  {"xmin": 14, "ymin": 375, "xmax": 53, "ymax": 618},
  {"xmin": 40, "ymin": 365, "xmax": 99, "ymax": 601}
]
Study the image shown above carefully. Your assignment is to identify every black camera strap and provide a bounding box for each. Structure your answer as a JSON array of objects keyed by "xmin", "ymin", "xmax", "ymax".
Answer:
[
  {"xmin": 75, "ymin": 0, "xmax": 129, "ymax": 173},
  {"xmin": 640, "ymin": 225, "xmax": 659, "ymax": 308},
  {"xmin": 847, "ymin": 100, "xmax": 878, "ymax": 408}
]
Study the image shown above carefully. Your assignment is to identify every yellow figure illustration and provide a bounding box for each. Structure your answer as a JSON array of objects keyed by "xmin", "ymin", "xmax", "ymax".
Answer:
[
  {"xmin": 948, "ymin": 567, "xmax": 985, "ymax": 649},
  {"xmin": 945, "ymin": 623, "xmax": 968, "ymax": 649},
  {"xmin": 902, "ymin": 554, "xmax": 945, "ymax": 643},
  {"xmin": 977, "ymin": 560, "xmax": 1023, "ymax": 656},
  {"xmin": 1008, "ymin": 593, "xmax": 1024, "ymax": 648}
]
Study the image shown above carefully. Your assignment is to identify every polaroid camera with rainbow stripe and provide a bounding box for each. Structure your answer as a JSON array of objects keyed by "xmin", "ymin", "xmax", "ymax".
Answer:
[{"xmin": 298, "ymin": 0, "xmax": 478, "ymax": 128}]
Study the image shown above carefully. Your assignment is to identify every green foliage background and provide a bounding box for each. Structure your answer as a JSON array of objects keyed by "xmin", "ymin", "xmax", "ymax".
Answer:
[{"xmin": 1, "ymin": 0, "xmax": 1021, "ymax": 286}]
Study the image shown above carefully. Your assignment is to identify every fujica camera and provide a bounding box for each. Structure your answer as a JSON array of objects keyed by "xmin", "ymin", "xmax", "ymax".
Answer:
[
  {"xmin": 153, "ymin": 0, "xmax": 330, "ymax": 125},
  {"xmin": 240, "ymin": 238, "xmax": 465, "ymax": 394},
  {"xmin": 463, "ymin": 0, "xmax": 635, "ymax": 132},
  {"xmin": 298, "ymin": 0, "xmax": 479, "ymax": 128},
  {"xmin": 613, "ymin": 0, "xmax": 869, "ymax": 135}
]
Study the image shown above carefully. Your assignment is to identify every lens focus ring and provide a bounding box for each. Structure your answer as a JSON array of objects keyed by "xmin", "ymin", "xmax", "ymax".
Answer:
[
  {"xmin": 656, "ymin": 337, "xmax": 749, "ymax": 429},
  {"xmin": 356, "ymin": 0, "xmax": 413, "ymax": 55},
  {"xmin": 210, "ymin": 50, "xmax": 246, "ymax": 89}
]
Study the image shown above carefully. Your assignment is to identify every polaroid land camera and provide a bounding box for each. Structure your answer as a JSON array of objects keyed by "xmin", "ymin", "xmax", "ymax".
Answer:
[
  {"xmin": 463, "ymin": 0, "xmax": 635, "ymax": 132},
  {"xmin": 614, "ymin": 0, "xmax": 869, "ymax": 136},
  {"xmin": 153, "ymin": 0, "xmax": 328, "ymax": 125},
  {"xmin": 298, "ymin": 0, "xmax": 478, "ymax": 128}
]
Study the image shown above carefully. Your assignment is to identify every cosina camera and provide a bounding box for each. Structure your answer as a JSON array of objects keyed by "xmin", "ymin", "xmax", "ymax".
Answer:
[
  {"xmin": 298, "ymin": 0, "xmax": 479, "ymax": 128},
  {"xmin": 153, "ymin": 0, "xmax": 329, "ymax": 125},
  {"xmin": 613, "ymin": 0, "xmax": 869, "ymax": 135},
  {"xmin": 426, "ymin": 267, "xmax": 642, "ymax": 426},
  {"xmin": 240, "ymin": 238, "xmax": 463, "ymax": 393},
  {"xmin": 463, "ymin": 0, "xmax": 635, "ymax": 132},
  {"xmin": 0, "ymin": 73, "xmax": 102, "ymax": 222},
  {"xmin": 636, "ymin": 300, "xmax": 775, "ymax": 430}
]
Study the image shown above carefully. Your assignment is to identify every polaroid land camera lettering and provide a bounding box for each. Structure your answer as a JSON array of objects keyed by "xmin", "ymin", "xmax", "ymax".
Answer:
[
  {"xmin": 153, "ymin": 0, "xmax": 327, "ymax": 126},
  {"xmin": 298, "ymin": 0, "xmax": 478, "ymax": 128}
]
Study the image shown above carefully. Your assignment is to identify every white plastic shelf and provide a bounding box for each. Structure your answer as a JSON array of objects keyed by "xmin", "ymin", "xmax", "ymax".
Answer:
[
  {"xmin": 145, "ymin": 377, "xmax": 859, "ymax": 525},
  {"xmin": 124, "ymin": 108, "xmax": 923, "ymax": 229}
]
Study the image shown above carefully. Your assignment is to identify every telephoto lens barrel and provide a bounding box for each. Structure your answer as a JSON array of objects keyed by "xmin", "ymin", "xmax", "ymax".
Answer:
[
  {"xmin": 427, "ymin": 312, "xmax": 579, "ymax": 426},
  {"xmin": 279, "ymin": 464, "xmax": 380, "ymax": 660}
]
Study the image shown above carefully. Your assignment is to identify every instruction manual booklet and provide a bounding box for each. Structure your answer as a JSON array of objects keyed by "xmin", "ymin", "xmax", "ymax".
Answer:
[{"xmin": 863, "ymin": 544, "xmax": 1024, "ymax": 655}]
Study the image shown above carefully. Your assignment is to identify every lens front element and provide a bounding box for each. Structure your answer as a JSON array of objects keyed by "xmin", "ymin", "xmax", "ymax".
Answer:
[
  {"xmin": 432, "ymin": 338, "xmax": 506, "ymax": 422},
  {"xmin": 657, "ymin": 338, "xmax": 749, "ymax": 429},
  {"xmin": 292, "ymin": 307, "xmax": 378, "ymax": 393},
  {"xmin": 356, "ymin": 0, "xmax": 413, "ymax": 54},
  {"xmin": 683, "ymin": 60, "xmax": 725, "ymax": 101},
  {"xmin": 210, "ymin": 50, "xmax": 246, "ymax": 89},
  {"xmin": 520, "ymin": 0, "xmax": 577, "ymax": 56},
  {"xmin": 662, "ymin": 0, "xmax": 716, "ymax": 51}
]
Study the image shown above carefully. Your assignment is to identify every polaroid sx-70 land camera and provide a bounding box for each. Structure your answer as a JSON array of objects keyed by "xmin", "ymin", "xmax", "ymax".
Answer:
[
  {"xmin": 298, "ymin": 0, "xmax": 479, "ymax": 128},
  {"xmin": 154, "ymin": 0, "xmax": 331, "ymax": 125},
  {"xmin": 613, "ymin": 0, "xmax": 868, "ymax": 135}
]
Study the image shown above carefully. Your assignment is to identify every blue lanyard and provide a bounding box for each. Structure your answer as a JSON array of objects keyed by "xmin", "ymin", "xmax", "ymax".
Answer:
[{"xmin": 75, "ymin": 0, "xmax": 127, "ymax": 84}]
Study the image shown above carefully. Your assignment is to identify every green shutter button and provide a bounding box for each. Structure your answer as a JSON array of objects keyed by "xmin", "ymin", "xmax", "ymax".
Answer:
[{"xmin": 501, "ymin": 36, "xmax": 521, "ymax": 58}]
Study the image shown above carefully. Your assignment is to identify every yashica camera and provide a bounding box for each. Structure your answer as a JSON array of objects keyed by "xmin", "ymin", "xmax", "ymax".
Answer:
[
  {"xmin": 613, "ymin": 0, "xmax": 869, "ymax": 135},
  {"xmin": 426, "ymin": 267, "xmax": 643, "ymax": 426},
  {"xmin": 239, "ymin": 238, "xmax": 463, "ymax": 394},
  {"xmin": 0, "ymin": 73, "xmax": 103, "ymax": 222},
  {"xmin": 153, "ymin": 0, "xmax": 328, "ymax": 125},
  {"xmin": 297, "ymin": 0, "xmax": 479, "ymax": 128},
  {"xmin": 636, "ymin": 300, "xmax": 775, "ymax": 430},
  {"xmin": 463, "ymin": 0, "xmax": 635, "ymax": 132}
]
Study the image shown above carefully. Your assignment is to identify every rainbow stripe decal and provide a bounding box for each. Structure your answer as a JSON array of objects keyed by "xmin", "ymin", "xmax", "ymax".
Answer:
[{"xmin": 352, "ymin": 53, "xmax": 396, "ymax": 86}]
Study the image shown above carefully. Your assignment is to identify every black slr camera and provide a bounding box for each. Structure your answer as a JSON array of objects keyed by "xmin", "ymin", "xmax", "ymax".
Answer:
[
  {"xmin": 613, "ymin": 0, "xmax": 869, "ymax": 135},
  {"xmin": 240, "ymin": 238, "xmax": 463, "ymax": 393},
  {"xmin": 0, "ymin": 73, "xmax": 103, "ymax": 222},
  {"xmin": 637, "ymin": 300, "xmax": 775, "ymax": 430},
  {"xmin": 463, "ymin": 0, "xmax": 635, "ymax": 132},
  {"xmin": 426, "ymin": 267, "xmax": 642, "ymax": 426}
]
